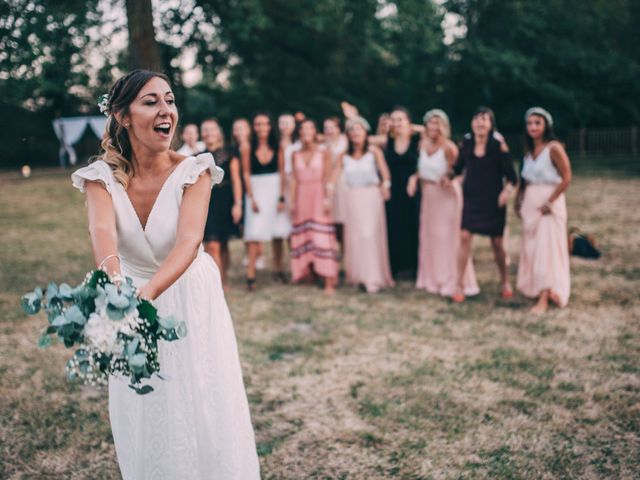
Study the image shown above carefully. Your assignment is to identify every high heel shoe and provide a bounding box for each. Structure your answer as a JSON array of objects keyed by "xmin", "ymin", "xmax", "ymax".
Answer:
[{"xmin": 246, "ymin": 277, "xmax": 256, "ymax": 292}]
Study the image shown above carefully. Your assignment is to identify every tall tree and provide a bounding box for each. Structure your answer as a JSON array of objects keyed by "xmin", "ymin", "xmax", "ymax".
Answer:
[
  {"xmin": 125, "ymin": 0, "xmax": 162, "ymax": 70},
  {"xmin": 445, "ymin": 0, "xmax": 640, "ymax": 131}
]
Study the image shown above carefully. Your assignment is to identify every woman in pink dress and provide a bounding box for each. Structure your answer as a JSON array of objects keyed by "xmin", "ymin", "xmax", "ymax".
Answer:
[
  {"xmin": 516, "ymin": 107, "xmax": 572, "ymax": 313},
  {"xmin": 332, "ymin": 116, "xmax": 394, "ymax": 293},
  {"xmin": 289, "ymin": 119, "xmax": 339, "ymax": 293},
  {"xmin": 407, "ymin": 109, "xmax": 479, "ymax": 297}
]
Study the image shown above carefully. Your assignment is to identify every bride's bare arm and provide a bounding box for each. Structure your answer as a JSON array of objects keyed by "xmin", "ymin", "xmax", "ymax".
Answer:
[
  {"xmin": 85, "ymin": 181, "xmax": 121, "ymax": 277},
  {"xmin": 139, "ymin": 172, "xmax": 212, "ymax": 300}
]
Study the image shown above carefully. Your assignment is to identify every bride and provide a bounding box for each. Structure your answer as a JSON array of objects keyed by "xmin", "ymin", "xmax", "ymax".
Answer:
[{"xmin": 71, "ymin": 70, "xmax": 260, "ymax": 479}]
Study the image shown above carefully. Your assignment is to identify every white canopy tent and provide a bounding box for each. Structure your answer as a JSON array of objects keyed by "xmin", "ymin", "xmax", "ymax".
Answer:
[{"xmin": 52, "ymin": 116, "xmax": 107, "ymax": 166}]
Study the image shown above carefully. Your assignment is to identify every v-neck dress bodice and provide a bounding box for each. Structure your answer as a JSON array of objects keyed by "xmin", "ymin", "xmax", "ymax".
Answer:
[
  {"xmin": 71, "ymin": 154, "xmax": 260, "ymax": 480},
  {"xmin": 72, "ymin": 154, "xmax": 223, "ymax": 278}
]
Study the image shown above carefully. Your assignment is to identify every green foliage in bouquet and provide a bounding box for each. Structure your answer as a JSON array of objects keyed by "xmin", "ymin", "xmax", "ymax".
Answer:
[{"xmin": 22, "ymin": 270, "xmax": 187, "ymax": 395}]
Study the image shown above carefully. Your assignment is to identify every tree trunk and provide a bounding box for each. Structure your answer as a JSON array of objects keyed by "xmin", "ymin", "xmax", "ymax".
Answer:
[{"xmin": 125, "ymin": 0, "xmax": 162, "ymax": 71}]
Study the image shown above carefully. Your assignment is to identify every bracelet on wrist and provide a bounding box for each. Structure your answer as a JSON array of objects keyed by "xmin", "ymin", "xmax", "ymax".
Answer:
[
  {"xmin": 98, "ymin": 253, "xmax": 120, "ymax": 271},
  {"xmin": 382, "ymin": 180, "xmax": 391, "ymax": 189}
]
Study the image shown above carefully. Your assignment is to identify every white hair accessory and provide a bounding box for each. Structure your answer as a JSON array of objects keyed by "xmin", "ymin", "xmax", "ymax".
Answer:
[
  {"xmin": 345, "ymin": 116, "xmax": 371, "ymax": 132},
  {"xmin": 525, "ymin": 107, "xmax": 553, "ymax": 127},
  {"xmin": 423, "ymin": 108, "xmax": 449, "ymax": 125}
]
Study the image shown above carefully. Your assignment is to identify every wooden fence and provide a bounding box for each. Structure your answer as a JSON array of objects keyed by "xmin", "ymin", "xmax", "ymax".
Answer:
[{"xmin": 500, "ymin": 126, "xmax": 639, "ymax": 157}]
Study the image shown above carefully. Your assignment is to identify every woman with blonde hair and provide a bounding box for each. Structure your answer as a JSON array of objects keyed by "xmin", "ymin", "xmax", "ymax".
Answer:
[
  {"xmin": 408, "ymin": 109, "xmax": 479, "ymax": 297},
  {"xmin": 516, "ymin": 107, "xmax": 571, "ymax": 313}
]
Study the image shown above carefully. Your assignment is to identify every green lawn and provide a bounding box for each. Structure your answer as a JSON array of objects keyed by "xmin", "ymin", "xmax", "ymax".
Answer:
[{"xmin": 1, "ymin": 169, "xmax": 638, "ymax": 479}]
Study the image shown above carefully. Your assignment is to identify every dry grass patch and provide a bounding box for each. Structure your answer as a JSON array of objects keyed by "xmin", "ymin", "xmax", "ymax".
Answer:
[{"xmin": 1, "ymin": 170, "xmax": 638, "ymax": 479}]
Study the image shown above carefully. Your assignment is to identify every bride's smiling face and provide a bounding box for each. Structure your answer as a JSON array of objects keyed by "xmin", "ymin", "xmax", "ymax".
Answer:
[{"xmin": 121, "ymin": 76, "xmax": 178, "ymax": 154}]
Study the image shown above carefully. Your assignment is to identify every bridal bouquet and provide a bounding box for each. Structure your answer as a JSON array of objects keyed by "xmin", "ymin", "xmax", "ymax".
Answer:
[{"xmin": 22, "ymin": 269, "xmax": 186, "ymax": 395}]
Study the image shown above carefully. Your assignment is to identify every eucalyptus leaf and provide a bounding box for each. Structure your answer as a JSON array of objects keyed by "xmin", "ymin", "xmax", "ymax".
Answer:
[
  {"xmin": 158, "ymin": 315, "xmax": 179, "ymax": 330},
  {"xmin": 52, "ymin": 314, "xmax": 70, "ymax": 327},
  {"xmin": 176, "ymin": 322, "xmax": 187, "ymax": 339},
  {"xmin": 46, "ymin": 282, "xmax": 59, "ymax": 299},
  {"xmin": 126, "ymin": 337, "xmax": 140, "ymax": 357},
  {"xmin": 65, "ymin": 305, "xmax": 86, "ymax": 325},
  {"xmin": 21, "ymin": 291, "xmax": 42, "ymax": 315},
  {"xmin": 38, "ymin": 333, "xmax": 52, "ymax": 348},
  {"xmin": 105, "ymin": 304, "xmax": 125, "ymax": 320},
  {"xmin": 58, "ymin": 283, "xmax": 74, "ymax": 300},
  {"xmin": 129, "ymin": 384, "xmax": 154, "ymax": 395},
  {"xmin": 129, "ymin": 353, "xmax": 146, "ymax": 371}
]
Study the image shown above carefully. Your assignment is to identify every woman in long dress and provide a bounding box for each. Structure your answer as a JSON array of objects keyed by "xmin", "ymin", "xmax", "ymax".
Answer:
[
  {"xmin": 241, "ymin": 113, "xmax": 290, "ymax": 290},
  {"xmin": 323, "ymin": 116, "xmax": 348, "ymax": 256},
  {"xmin": 516, "ymin": 107, "xmax": 572, "ymax": 313},
  {"xmin": 341, "ymin": 103, "xmax": 421, "ymax": 277},
  {"xmin": 200, "ymin": 119, "xmax": 243, "ymax": 287},
  {"xmin": 333, "ymin": 116, "xmax": 394, "ymax": 293},
  {"xmin": 407, "ymin": 109, "xmax": 479, "ymax": 297},
  {"xmin": 71, "ymin": 70, "xmax": 259, "ymax": 479},
  {"xmin": 453, "ymin": 107, "xmax": 518, "ymax": 302},
  {"xmin": 289, "ymin": 119, "xmax": 339, "ymax": 293}
]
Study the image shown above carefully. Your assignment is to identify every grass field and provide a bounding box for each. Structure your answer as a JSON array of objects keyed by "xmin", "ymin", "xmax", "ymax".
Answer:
[{"xmin": 0, "ymin": 169, "xmax": 638, "ymax": 479}]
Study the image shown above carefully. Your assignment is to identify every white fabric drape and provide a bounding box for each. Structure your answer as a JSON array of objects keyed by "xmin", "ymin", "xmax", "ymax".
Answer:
[
  {"xmin": 88, "ymin": 117, "xmax": 108, "ymax": 138},
  {"xmin": 52, "ymin": 116, "xmax": 105, "ymax": 166}
]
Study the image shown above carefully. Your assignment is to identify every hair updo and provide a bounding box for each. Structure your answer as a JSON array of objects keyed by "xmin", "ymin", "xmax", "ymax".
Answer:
[{"xmin": 96, "ymin": 69, "xmax": 171, "ymax": 189}]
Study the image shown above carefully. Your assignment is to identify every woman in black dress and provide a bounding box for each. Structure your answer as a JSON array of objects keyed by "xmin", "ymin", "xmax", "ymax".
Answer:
[
  {"xmin": 383, "ymin": 108, "xmax": 421, "ymax": 277},
  {"xmin": 453, "ymin": 107, "xmax": 518, "ymax": 302},
  {"xmin": 201, "ymin": 118, "xmax": 243, "ymax": 287}
]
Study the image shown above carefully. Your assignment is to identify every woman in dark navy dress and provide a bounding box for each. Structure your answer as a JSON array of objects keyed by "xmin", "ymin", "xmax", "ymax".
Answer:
[
  {"xmin": 201, "ymin": 119, "xmax": 243, "ymax": 287},
  {"xmin": 453, "ymin": 107, "xmax": 518, "ymax": 302}
]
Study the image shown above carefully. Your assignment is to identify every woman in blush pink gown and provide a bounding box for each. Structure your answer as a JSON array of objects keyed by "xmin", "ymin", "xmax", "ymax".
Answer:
[
  {"xmin": 289, "ymin": 119, "xmax": 339, "ymax": 293},
  {"xmin": 407, "ymin": 109, "xmax": 479, "ymax": 298},
  {"xmin": 516, "ymin": 107, "xmax": 572, "ymax": 313},
  {"xmin": 333, "ymin": 116, "xmax": 394, "ymax": 293}
]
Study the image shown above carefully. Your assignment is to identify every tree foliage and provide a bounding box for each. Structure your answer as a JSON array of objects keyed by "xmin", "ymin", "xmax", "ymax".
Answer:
[{"xmin": 1, "ymin": 0, "xmax": 639, "ymax": 167}]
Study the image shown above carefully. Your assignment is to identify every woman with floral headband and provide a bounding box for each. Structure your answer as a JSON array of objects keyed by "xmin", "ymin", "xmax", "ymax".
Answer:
[
  {"xmin": 73, "ymin": 70, "xmax": 259, "ymax": 478},
  {"xmin": 516, "ymin": 107, "xmax": 572, "ymax": 313}
]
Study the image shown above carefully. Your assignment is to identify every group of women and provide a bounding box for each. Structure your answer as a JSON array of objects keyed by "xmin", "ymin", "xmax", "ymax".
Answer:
[{"xmin": 188, "ymin": 103, "xmax": 572, "ymax": 313}]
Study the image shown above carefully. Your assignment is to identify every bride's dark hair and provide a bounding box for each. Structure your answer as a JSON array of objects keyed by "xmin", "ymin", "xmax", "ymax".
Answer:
[{"xmin": 96, "ymin": 69, "xmax": 171, "ymax": 189}]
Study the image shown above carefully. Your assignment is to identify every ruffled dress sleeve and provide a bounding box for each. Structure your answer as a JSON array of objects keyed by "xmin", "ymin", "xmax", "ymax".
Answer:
[
  {"xmin": 181, "ymin": 153, "xmax": 225, "ymax": 190},
  {"xmin": 71, "ymin": 160, "xmax": 115, "ymax": 194}
]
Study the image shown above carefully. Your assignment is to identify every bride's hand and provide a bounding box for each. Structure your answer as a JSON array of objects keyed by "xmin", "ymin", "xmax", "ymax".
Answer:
[{"xmin": 138, "ymin": 284, "xmax": 156, "ymax": 301}]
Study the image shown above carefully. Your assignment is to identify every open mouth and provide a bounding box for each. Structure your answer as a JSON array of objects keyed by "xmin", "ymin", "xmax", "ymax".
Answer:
[{"xmin": 154, "ymin": 122, "xmax": 171, "ymax": 136}]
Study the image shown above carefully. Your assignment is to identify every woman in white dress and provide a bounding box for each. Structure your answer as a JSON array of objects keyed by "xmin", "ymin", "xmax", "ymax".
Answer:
[{"xmin": 71, "ymin": 70, "xmax": 260, "ymax": 479}]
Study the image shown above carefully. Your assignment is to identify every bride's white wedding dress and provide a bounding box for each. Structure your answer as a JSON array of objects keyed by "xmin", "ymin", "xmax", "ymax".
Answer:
[{"xmin": 72, "ymin": 153, "xmax": 260, "ymax": 479}]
